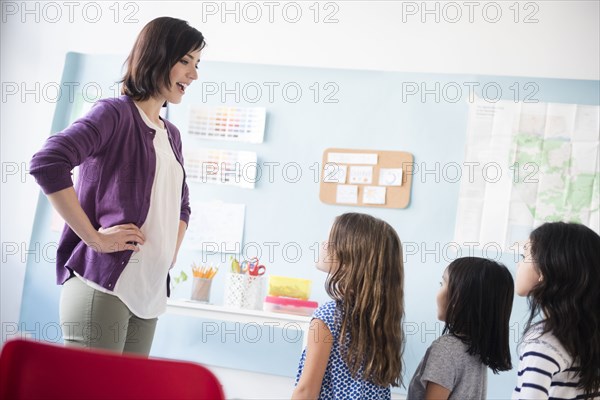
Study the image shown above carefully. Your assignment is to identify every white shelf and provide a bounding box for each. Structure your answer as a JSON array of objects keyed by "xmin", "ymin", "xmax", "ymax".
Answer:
[{"xmin": 166, "ymin": 298, "xmax": 311, "ymax": 347}]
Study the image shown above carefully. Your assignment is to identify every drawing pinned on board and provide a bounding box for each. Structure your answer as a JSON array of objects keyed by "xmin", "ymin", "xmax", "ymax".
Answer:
[
  {"xmin": 323, "ymin": 163, "xmax": 347, "ymax": 183},
  {"xmin": 349, "ymin": 166, "xmax": 373, "ymax": 184},
  {"xmin": 363, "ymin": 186, "xmax": 386, "ymax": 204},
  {"xmin": 336, "ymin": 185, "xmax": 358, "ymax": 204},
  {"xmin": 379, "ymin": 168, "xmax": 403, "ymax": 186},
  {"xmin": 328, "ymin": 152, "xmax": 378, "ymax": 165},
  {"xmin": 184, "ymin": 201, "xmax": 245, "ymax": 252}
]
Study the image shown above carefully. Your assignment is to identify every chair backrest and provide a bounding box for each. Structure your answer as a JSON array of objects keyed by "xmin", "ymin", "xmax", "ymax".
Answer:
[{"xmin": 0, "ymin": 339, "xmax": 225, "ymax": 400}]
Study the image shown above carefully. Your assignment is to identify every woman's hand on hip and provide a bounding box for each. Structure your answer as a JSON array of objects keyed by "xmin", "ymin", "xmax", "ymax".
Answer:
[{"xmin": 90, "ymin": 224, "xmax": 146, "ymax": 253}]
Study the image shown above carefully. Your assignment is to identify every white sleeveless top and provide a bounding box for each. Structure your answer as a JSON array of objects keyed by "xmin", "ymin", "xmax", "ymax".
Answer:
[{"xmin": 76, "ymin": 103, "xmax": 183, "ymax": 319}]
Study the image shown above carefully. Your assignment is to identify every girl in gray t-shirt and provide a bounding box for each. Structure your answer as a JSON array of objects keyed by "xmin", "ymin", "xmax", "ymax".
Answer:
[{"xmin": 407, "ymin": 257, "xmax": 514, "ymax": 399}]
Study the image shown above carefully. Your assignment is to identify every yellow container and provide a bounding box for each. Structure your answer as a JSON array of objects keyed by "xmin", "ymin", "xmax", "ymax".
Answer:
[{"xmin": 268, "ymin": 276, "xmax": 312, "ymax": 300}]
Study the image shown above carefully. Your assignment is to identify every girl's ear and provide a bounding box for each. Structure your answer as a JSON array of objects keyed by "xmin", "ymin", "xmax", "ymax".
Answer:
[{"xmin": 538, "ymin": 275, "xmax": 543, "ymax": 282}]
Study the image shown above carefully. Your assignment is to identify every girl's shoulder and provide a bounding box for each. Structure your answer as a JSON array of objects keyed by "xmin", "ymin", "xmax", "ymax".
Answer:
[
  {"xmin": 522, "ymin": 323, "xmax": 558, "ymax": 345},
  {"xmin": 314, "ymin": 301, "xmax": 338, "ymax": 318},
  {"xmin": 520, "ymin": 325, "xmax": 572, "ymax": 368},
  {"xmin": 430, "ymin": 334, "xmax": 469, "ymax": 356},
  {"xmin": 312, "ymin": 301, "xmax": 340, "ymax": 333}
]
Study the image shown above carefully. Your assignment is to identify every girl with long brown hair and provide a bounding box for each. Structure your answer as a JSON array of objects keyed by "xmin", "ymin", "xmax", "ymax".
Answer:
[{"xmin": 292, "ymin": 212, "xmax": 405, "ymax": 399}]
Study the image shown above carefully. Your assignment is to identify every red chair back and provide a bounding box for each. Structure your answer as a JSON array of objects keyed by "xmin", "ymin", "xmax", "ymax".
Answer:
[{"xmin": 0, "ymin": 339, "xmax": 225, "ymax": 399}]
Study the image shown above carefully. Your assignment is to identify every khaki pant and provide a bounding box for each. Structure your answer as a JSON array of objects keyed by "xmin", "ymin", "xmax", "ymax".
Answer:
[{"xmin": 60, "ymin": 276, "xmax": 158, "ymax": 357}]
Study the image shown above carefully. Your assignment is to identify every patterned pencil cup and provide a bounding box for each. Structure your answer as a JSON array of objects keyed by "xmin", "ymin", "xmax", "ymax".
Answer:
[
  {"xmin": 224, "ymin": 273, "xmax": 265, "ymax": 310},
  {"xmin": 191, "ymin": 277, "xmax": 212, "ymax": 303}
]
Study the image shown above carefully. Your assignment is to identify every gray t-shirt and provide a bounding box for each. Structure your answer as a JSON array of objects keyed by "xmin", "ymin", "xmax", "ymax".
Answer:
[{"xmin": 407, "ymin": 334, "xmax": 487, "ymax": 399}]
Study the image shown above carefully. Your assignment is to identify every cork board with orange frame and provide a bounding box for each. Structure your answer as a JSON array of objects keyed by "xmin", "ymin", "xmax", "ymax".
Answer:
[{"xmin": 319, "ymin": 148, "xmax": 414, "ymax": 209}]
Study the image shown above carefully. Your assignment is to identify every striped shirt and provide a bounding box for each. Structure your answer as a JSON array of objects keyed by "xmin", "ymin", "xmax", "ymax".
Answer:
[{"xmin": 513, "ymin": 325, "xmax": 586, "ymax": 400}]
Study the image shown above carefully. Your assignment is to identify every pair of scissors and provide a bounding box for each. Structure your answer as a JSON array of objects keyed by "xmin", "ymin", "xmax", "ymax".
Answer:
[{"xmin": 240, "ymin": 257, "xmax": 266, "ymax": 276}]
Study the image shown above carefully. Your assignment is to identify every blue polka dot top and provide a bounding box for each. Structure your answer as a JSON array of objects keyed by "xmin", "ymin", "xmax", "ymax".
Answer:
[{"xmin": 295, "ymin": 301, "xmax": 391, "ymax": 399}]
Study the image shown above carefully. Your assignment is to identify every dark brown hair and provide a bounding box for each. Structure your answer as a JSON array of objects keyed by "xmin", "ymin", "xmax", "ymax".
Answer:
[
  {"xmin": 121, "ymin": 17, "xmax": 205, "ymax": 101},
  {"xmin": 443, "ymin": 257, "xmax": 514, "ymax": 373},
  {"xmin": 325, "ymin": 213, "xmax": 404, "ymax": 387},
  {"xmin": 526, "ymin": 222, "xmax": 600, "ymax": 396}
]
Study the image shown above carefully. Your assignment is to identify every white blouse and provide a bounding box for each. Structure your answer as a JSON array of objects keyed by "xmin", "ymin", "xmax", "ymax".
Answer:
[{"xmin": 77, "ymin": 103, "xmax": 183, "ymax": 319}]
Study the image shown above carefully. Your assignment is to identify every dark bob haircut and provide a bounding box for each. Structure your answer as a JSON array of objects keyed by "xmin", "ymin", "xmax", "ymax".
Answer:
[
  {"xmin": 443, "ymin": 257, "xmax": 514, "ymax": 374},
  {"xmin": 121, "ymin": 17, "xmax": 205, "ymax": 101},
  {"xmin": 527, "ymin": 222, "xmax": 600, "ymax": 396}
]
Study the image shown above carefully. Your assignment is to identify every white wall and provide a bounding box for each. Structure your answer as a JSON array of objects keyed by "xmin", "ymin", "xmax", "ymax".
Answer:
[{"xmin": 1, "ymin": 1, "xmax": 598, "ymax": 397}]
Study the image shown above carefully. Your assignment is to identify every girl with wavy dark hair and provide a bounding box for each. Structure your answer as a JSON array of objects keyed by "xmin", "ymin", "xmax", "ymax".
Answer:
[
  {"xmin": 408, "ymin": 257, "xmax": 514, "ymax": 399},
  {"xmin": 292, "ymin": 213, "xmax": 405, "ymax": 399},
  {"xmin": 513, "ymin": 222, "xmax": 600, "ymax": 399}
]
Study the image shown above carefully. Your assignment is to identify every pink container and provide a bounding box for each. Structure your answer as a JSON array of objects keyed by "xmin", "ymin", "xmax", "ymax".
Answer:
[{"xmin": 263, "ymin": 295, "xmax": 319, "ymax": 316}]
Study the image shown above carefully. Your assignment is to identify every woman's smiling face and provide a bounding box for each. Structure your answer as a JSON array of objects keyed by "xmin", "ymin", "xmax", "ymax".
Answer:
[{"xmin": 160, "ymin": 49, "xmax": 201, "ymax": 104}]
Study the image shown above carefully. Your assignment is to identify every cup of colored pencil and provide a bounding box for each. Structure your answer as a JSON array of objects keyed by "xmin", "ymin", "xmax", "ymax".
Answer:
[
  {"xmin": 192, "ymin": 262, "xmax": 219, "ymax": 279},
  {"xmin": 190, "ymin": 262, "xmax": 218, "ymax": 302}
]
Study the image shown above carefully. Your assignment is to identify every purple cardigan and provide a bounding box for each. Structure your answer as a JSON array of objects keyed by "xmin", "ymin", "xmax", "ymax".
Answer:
[{"xmin": 29, "ymin": 95, "xmax": 190, "ymax": 293}]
